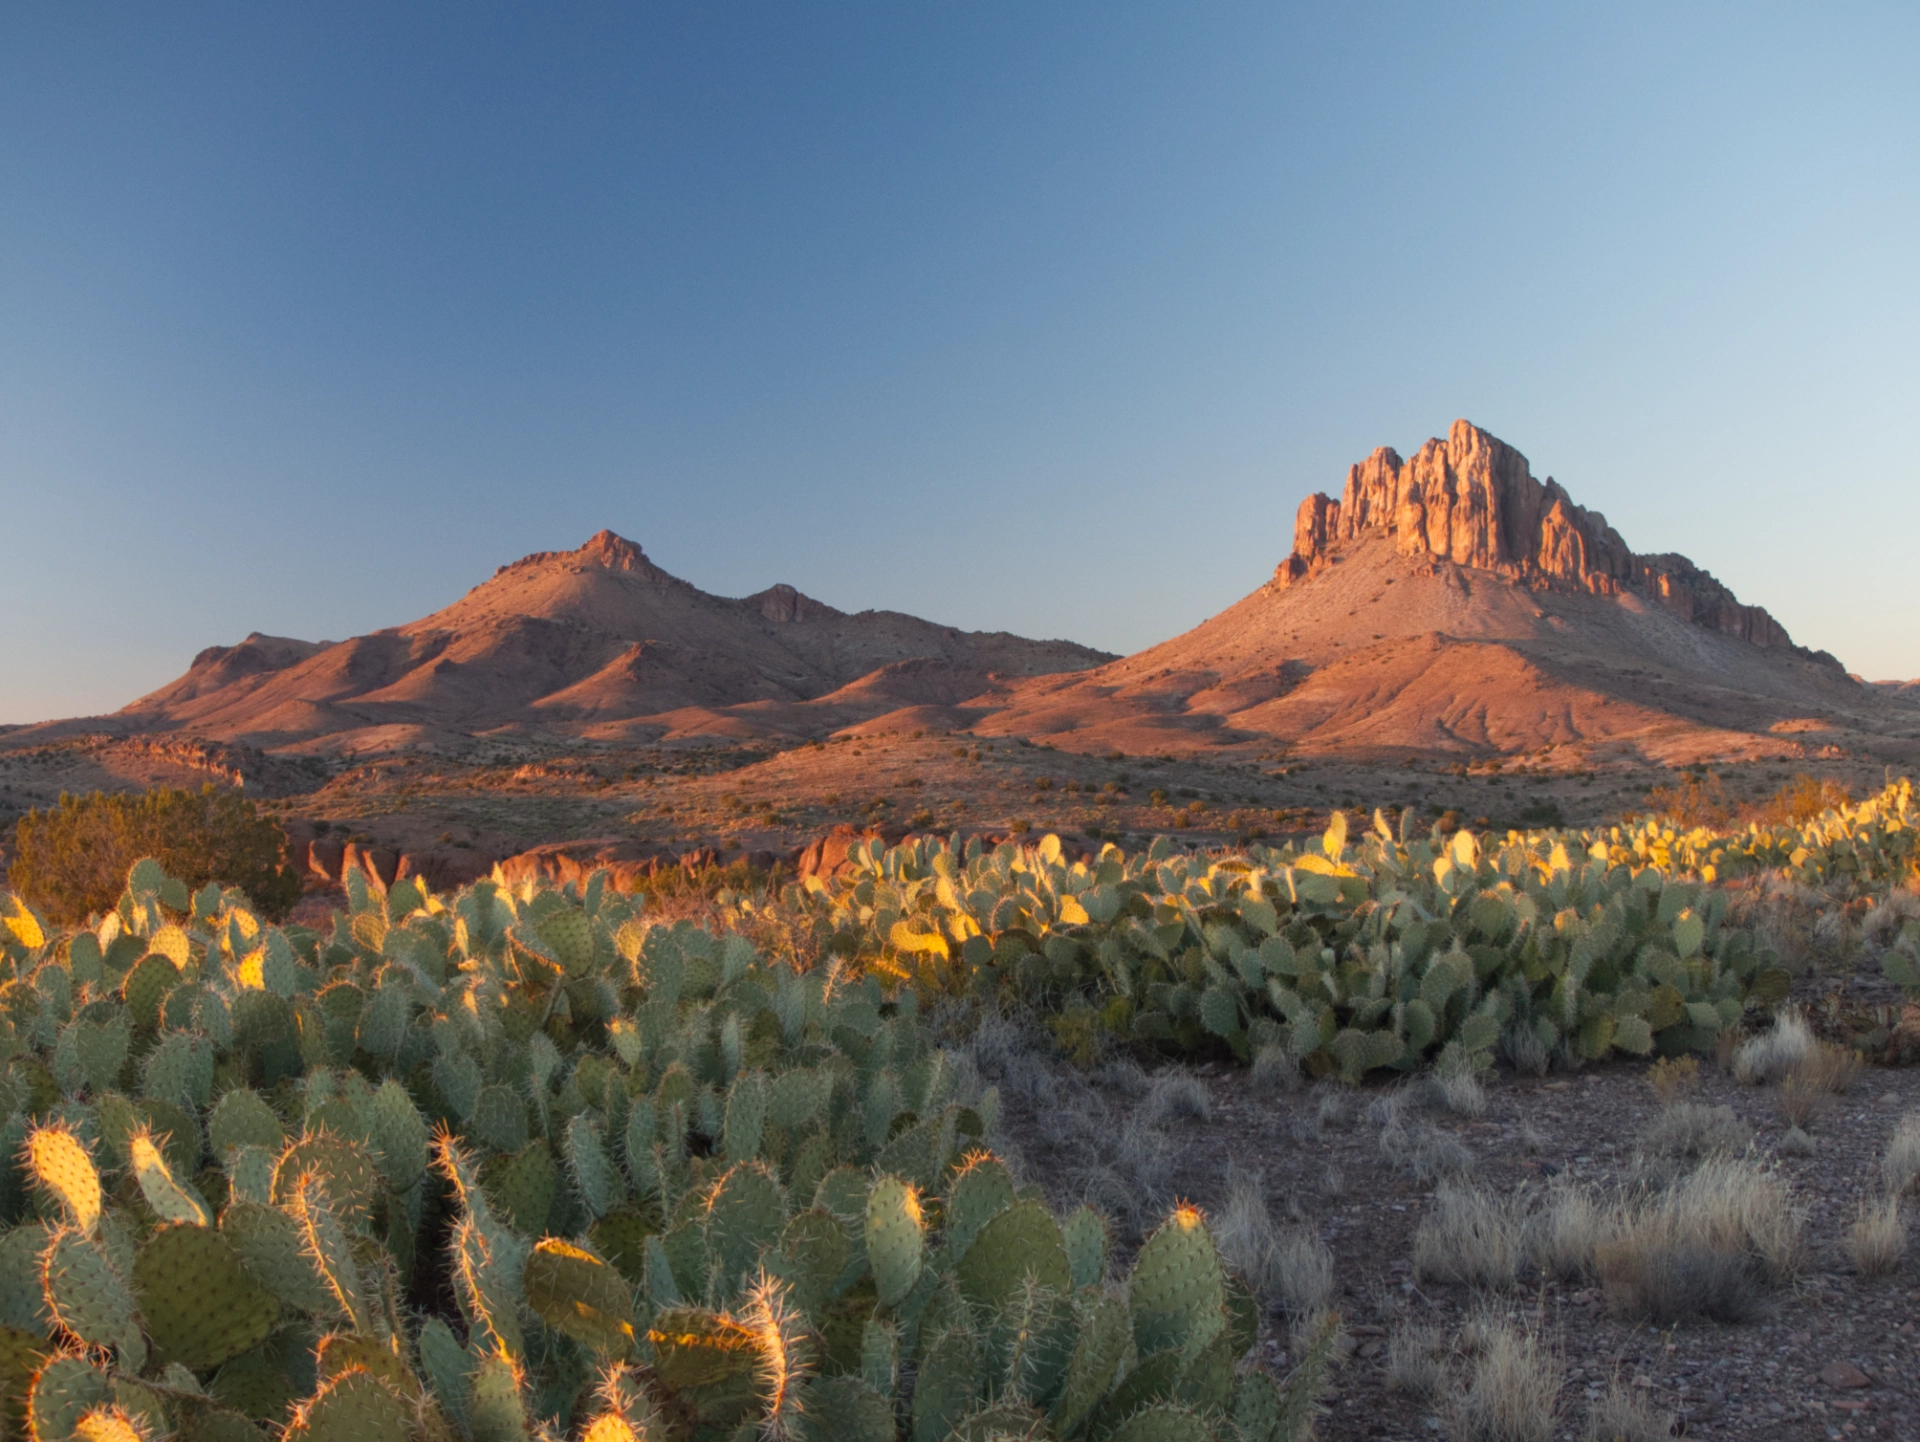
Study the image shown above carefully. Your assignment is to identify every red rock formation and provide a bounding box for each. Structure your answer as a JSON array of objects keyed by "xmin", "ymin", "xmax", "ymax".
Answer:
[{"xmin": 1273, "ymin": 420, "xmax": 1796, "ymax": 650}]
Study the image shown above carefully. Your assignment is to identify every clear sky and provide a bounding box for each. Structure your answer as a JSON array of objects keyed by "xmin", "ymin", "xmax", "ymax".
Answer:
[{"xmin": 3, "ymin": 3, "xmax": 1916, "ymax": 724}]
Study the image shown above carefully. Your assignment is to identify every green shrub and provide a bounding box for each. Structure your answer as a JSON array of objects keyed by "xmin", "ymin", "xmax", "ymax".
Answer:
[{"xmin": 7, "ymin": 784, "xmax": 300, "ymax": 923}]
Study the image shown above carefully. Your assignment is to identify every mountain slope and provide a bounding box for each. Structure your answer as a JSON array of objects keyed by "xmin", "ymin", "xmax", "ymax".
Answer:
[
  {"xmin": 969, "ymin": 421, "xmax": 1898, "ymax": 765},
  {"xmin": 92, "ymin": 531, "xmax": 1113, "ymax": 752}
]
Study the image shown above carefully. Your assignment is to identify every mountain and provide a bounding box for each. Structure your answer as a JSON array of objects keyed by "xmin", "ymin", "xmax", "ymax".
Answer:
[
  {"xmin": 967, "ymin": 421, "xmax": 1905, "ymax": 767},
  {"xmin": 29, "ymin": 531, "xmax": 1112, "ymax": 755}
]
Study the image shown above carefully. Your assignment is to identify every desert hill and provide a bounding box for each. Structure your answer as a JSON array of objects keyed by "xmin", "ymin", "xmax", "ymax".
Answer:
[
  {"xmin": 11, "ymin": 531, "xmax": 1111, "ymax": 757},
  {"xmin": 970, "ymin": 421, "xmax": 1908, "ymax": 767}
]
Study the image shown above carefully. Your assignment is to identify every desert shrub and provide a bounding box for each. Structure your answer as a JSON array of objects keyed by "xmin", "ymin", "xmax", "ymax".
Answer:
[
  {"xmin": 1750, "ymin": 773, "xmax": 1853, "ymax": 827},
  {"xmin": 1642, "ymin": 770, "xmax": 1734, "ymax": 829},
  {"xmin": 8, "ymin": 784, "xmax": 300, "ymax": 923}
]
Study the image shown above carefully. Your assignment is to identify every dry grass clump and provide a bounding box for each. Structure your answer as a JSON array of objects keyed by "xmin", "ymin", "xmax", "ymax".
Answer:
[
  {"xmin": 1385, "ymin": 1320, "xmax": 1449, "ymax": 1400},
  {"xmin": 1140, "ymin": 1070, "xmax": 1211, "ymax": 1126},
  {"xmin": 1248, "ymin": 1042, "xmax": 1298, "ymax": 1093},
  {"xmin": 1381, "ymin": 1116, "xmax": 1476, "ymax": 1184},
  {"xmin": 1638, "ymin": 1102, "xmax": 1751, "ymax": 1162},
  {"xmin": 1581, "ymin": 1377, "xmax": 1675, "ymax": 1442},
  {"xmin": 1426, "ymin": 1067, "xmax": 1489, "ymax": 1118},
  {"xmin": 1213, "ymin": 1168, "xmax": 1334, "ymax": 1318},
  {"xmin": 1883, "ymin": 1112, "xmax": 1920, "ymax": 1195},
  {"xmin": 1731, "ymin": 1009, "xmax": 1815, "ymax": 1085},
  {"xmin": 1770, "ymin": 1040, "xmax": 1861, "ymax": 1127},
  {"xmin": 1444, "ymin": 1317, "xmax": 1563, "ymax": 1442},
  {"xmin": 1526, "ymin": 1182, "xmax": 1602, "ymax": 1282},
  {"xmin": 1413, "ymin": 1184, "xmax": 1530, "ymax": 1289},
  {"xmin": 1499, "ymin": 1024, "xmax": 1550, "ymax": 1078},
  {"xmin": 1595, "ymin": 1157, "xmax": 1804, "ymax": 1324},
  {"xmin": 1844, "ymin": 1197, "xmax": 1906, "ymax": 1277}
]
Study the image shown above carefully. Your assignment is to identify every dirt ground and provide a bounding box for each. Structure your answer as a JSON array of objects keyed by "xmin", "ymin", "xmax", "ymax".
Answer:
[{"xmin": 982, "ymin": 1036, "xmax": 1920, "ymax": 1442}]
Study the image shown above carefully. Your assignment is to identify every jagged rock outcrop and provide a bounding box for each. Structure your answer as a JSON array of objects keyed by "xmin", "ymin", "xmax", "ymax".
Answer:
[{"xmin": 1273, "ymin": 420, "xmax": 1796, "ymax": 650}]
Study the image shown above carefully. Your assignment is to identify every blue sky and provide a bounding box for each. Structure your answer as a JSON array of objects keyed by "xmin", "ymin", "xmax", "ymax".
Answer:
[{"xmin": 3, "ymin": 3, "xmax": 1916, "ymax": 723}]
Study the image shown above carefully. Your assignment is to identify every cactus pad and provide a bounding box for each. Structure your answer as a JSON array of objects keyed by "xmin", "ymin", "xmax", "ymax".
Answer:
[
  {"xmin": 1062, "ymin": 1206, "xmax": 1108, "ymax": 1290},
  {"xmin": 645, "ymin": 1307, "xmax": 760, "ymax": 1427},
  {"xmin": 864, "ymin": 1176, "xmax": 925, "ymax": 1308},
  {"xmin": 722, "ymin": 1071, "xmax": 767, "ymax": 1163},
  {"xmin": 704, "ymin": 1163, "xmax": 787, "ymax": 1295},
  {"xmin": 943, "ymin": 1154, "xmax": 1014, "ymax": 1264},
  {"xmin": 477, "ymin": 1143, "xmax": 557, "ymax": 1237},
  {"xmin": 27, "ymin": 1128, "xmax": 101, "ymax": 1234},
  {"xmin": 470, "ymin": 1087, "xmax": 530, "ymax": 1154},
  {"xmin": 283, "ymin": 1369, "xmax": 411, "ymax": 1442},
  {"xmin": 29, "ymin": 1355, "xmax": 114, "ymax": 1442},
  {"xmin": 522, "ymin": 1240, "xmax": 635, "ymax": 1356},
  {"xmin": 288, "ymin": 1178, "xmax": 369, "ymax": 1334},
  {"xmin": 133, "ymin": 1223, "xmax": 281, "ymax": 1371},
  {"xmin": 563, "ymin": 1117, "xmax": 622, "ymax": 1220},
  {"xmin": 218, "ymin": 1203, "xmax": 332, "ymax": 1315},
  {"xmin": 1105, "ymin": 1403, "xmax": 1212, "ymax": 1442},
  {"xmin": 362, "ymin": 1082, "xmax": 428, "ymax": 1192},
  {"xmin": 129, "ymin": 1131, "xmax": 212, "ymax": 1227},
  {"xmin": 1128, "ymin": 1206, "xmax": 1224, "ymax": 1358},
  {"xmin": 207, "ymin": 1092, "xmax": 285, "ymax": 1159},
  {"xmin": 1049, "ymin": 1291, "xmax": 1130, "ymax": 1436},
  {"xmin": 70, "ymin": 1405, "xmax": 145, "ymax": 1442},
  {"xmin": 271, "ymin": 1135, "xmax": 381, "ymax": 1227},
  {"xmin": 956, "ymin": 1202, "xmax": 1070, "ymax": 1310},
  {"xmin": 796, "ymin": 1374, "xmax": 894, "ymax": 1442},
  {"xmin": 40, "ymin": 1231, "xmax": 143, "ymax": 1368},
  {"xmin": 912, "ymin": 1327, "xmax": 981, "ymax": 1442}
]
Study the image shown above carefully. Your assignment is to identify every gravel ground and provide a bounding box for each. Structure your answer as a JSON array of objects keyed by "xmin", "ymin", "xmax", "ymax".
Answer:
[{"xmin": 992, "ymin": 1043, "xmax": 1920, "ymax": 1442}]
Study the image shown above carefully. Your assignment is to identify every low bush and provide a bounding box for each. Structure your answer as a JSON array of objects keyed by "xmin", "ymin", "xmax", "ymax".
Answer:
[{"xmin": 8, "ymin": 784, "xmax": 299, "ymax": 922}]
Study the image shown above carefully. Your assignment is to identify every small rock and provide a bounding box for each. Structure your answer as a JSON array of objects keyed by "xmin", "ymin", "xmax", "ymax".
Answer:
[{"xmin": 1820, "ymin": 1361, "xmax": 1872, "ymax": 1389}]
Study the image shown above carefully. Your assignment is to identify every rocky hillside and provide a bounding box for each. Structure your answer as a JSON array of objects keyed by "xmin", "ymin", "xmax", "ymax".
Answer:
[{"xmin": 970, "ymin": 421, "xmax": 1904, "ymax": 767}]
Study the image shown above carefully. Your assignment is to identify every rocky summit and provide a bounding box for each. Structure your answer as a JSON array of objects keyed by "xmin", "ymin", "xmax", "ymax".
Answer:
[{"xmin": 1276, "ymin": 420, "xmax": 1798, "ymax": 652}]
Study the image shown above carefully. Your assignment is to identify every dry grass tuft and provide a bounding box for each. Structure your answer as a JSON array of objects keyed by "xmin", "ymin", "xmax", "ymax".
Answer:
[
  {"xmin": 1500, "ymin": 1024, "xmax": 1550, "ymax": 1078},
  {"xmin": 1141, "ymin": 1070, "xmax": 1211, "ymax": 1127},
  {"xmin": 1385, "ymin": 1320, "xmax": 1449, "ymax": 1400},
  {"xmin": 1637, "ymin": 1102, "xmax": 1751, "ymax": 1162},
  {"xmin": 1882, "ymin": 1113, "xmax": 1920, "ymax": 1195},
  {"xmin": 1445, "ymin": 1318, "xmax": 1563, "ymax": 1442},
  {"xmin": 1213, "ymin": 1168, "xmax": 1333, "ymax": 1318},
  {"xmin": 1581, "ymin": 1377, "xmax": 1674, "ymax": 1442},
  {"xmin": 1595, "ymin": 1157, "xmax": 1804, "ymax": 1324},
  {"xmin": 1248, "ymin": 1043, "xmax": 1299, "ymax": 1093},
  {"xmin": 1381, "ymin": 1119, "xmax": 1476, "ymax": 1184},
  {"xmin": 1844, "ymin": 1197, "xmax": 1906, "ymax": 1277},
  {"xmin": 1429, "ymin": 1067, "xmax": 1490, "ymax": 1118},
  {"xmin": 1413, "ymin": 1184, "xmax": 1529, "ymax": 1289},
  {"xmin": 1732, "ymin": 1009, "xmax": 1815, "ymax": 1086},
  {"xmin": 1777, "ymin": 1125, "xmax": 1816, "ymax": 1158},
  {"xmin": 1526, "ymin": 1182, "xmax": 1601, "ymax": 1282}
]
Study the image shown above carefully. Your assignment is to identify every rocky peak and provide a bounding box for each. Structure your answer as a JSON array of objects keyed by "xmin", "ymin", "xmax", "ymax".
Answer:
[
  {"xmin": 1274, "ymin": 420, "xmax": 1798, "ymax": 651},
  {"xmin": 744, "ymin": 583, "xmax": 842, "ymax": 625},
  {"xmin": 575, "ymin": 530, "xmax": 650, "ymax": 571}
]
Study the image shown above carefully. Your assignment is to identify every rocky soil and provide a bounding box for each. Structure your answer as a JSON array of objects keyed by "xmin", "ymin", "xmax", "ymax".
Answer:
[{"xmin": 982, "ymin": 1039, "xmax": 1920, "ymax": 1442}]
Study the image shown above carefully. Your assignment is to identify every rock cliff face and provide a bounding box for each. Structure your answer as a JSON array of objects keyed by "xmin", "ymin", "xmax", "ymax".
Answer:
[{"xmin": 1274, "ymin": 420, "xmax": 1795, "ymax": 650}]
